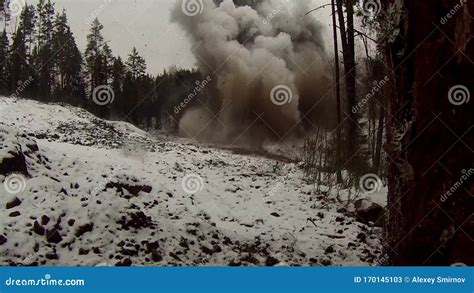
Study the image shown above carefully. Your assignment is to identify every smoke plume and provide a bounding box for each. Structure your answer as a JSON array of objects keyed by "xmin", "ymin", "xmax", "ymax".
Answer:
[{"xmin": 171, "ymin": 0, "xmax": 333, "ymax": 145}]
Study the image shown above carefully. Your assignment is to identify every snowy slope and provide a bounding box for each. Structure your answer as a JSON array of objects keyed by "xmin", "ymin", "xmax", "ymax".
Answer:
[{"xmin": 0, "ymin": 97, "xmax": 382, "ymax": 266}]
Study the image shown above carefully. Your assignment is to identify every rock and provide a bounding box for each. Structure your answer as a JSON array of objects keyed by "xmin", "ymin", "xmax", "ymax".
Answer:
[
  {"xmin": 354, "ymin": 198, "xmax": 384, "ymax": 227},
  {"xmin": 0, "ymin": 126, "xmax": 41, "ymax": 177},
  {"xmin": 41, "ymin": 215, "xmax": 50, "ymax": 225},
  {"xmin": 151, "ymin": 250, "xmax": 162, "ymax": 262},
  {"xmin": 6, "ymin": 197, "xmax": 22, "ymax": 209},
  {"xmin": 325, "ymin": 246, "xmax": 335, "ymax": 254},
  {"xmin": 33, "ymin": 221, "xmax": 45, "ymax": 236},
  {"xmin": 321, "ymin": 259, "xmax": 332, "ymax": 266},
  {"xmin": 265, "ymin": 256, "xmax": 280, "ymax": 266},
  {"xmin": 270, "ymin": 212, "xmax": 280, "ymax": 217},
  {"xmin": 116, "ymin": 258, "xmax": 132, "ymax": 266},
  {"xmin": 309, "ymin": 258, "xmax": 318, "ymax": 264},
  {"xmin": 45, "ymin": 252, "xmax": 59, "ymax": 260},
  {"xmin": 46, "ymin": 229, "xmax": 63, "ymax": 244},
  {"xmin": 75, "ymin": 223, "xmax": 94, "ymax": 237},
  {"xmin": 357, "ymin": 232, "xmax": 367, "ymax": 243},
  {"xmin": 200, "ymin": 245, "xmax": 214, "ymax": 255},
  {"xmin": 0, "ymin": 235, "xmax": 7, "ymax": 245},
  {"xmin": 105, "ymin": 181, "xmax": 152, "ymax": 198},
  {"xmin": 9, "ymin": 211, "xmax": 21, "ymax": 217},
  {"xmin": 78, "ymin": 248, "xmax": 90, "ymax": 255}
]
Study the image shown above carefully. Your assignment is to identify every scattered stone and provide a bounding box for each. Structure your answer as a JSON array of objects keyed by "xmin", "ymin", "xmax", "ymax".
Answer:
[
  {"xmin": 46, "ymin": 229, "xmax": 63, "ymax": 244},
  {"xmin": 41, "ymin": 215, "xmax": 50, "ymax": 226},
  {"xmin": 354, "ymin": 198, "xmax": 384, "ymax": 227},
  {"xmin": 45, "ymin": 252, "xmax": 59, "ymax": 260},
  {"xmin": 116, "ymin": 258, "xmax": 132, "ymax": 266},
  {"xmin": 33, "ymin": 221, "xmax": 45, "ymax": 236},
  {"xmin": 325, "ymin": 246, "xmax": 335, "ymax": 254},
  {"xmin": 151, "ymin": 250, "xmax": 162, "ymax": 262},
  {"xmin": 6, "ymin": 197, "xmax": 22, "ymax": 209},
  {"xmin": 0, "ymin": 235, "xmax": 7, "ymax": 245},
  {"xmin": 75, "ymin": 223, "xmax": 94, "ymax": 237},
  {"xmin": 265, "ymin": 256, "xmax": 280, "ymax": 266}
]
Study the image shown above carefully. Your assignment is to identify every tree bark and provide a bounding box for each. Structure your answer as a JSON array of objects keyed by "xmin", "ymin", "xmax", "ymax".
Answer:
[
  {"xmin": 384, "ymin": 0, "xmax": 474, "ymax": 265},
  {"xmin": 336, "ymin": 0, "xmax": 359, "ymax": 170},
  {"xmin": 331, "ymin": 0, "xmax": 343, "ymax": 182}
]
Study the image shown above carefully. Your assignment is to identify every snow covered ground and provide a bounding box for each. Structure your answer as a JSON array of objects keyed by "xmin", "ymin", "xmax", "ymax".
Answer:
[{"xmin": 0, "ymin": 97, "xmax": 384, "ymax": 266}]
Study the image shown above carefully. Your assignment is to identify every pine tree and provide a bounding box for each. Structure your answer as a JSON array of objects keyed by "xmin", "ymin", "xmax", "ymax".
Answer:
[
  {"xmin": 126, "ymin": 47, "xmax": 146, "ymax": 80},
  {"xmin": 102, "ymin": 42, "xmax": 114, "ymax": 83},
  {"xmin": 52, "ymin": 9, "xmax": 85, "ymax": 104},
  {"xmin": 8, "ymin": 4, "xmax": 35, "ymax": 93},
  {"xmin": 84, "ymin": 18, "xmax": 106, "ymax": 95},
  {"xmin": 33, "ymin": 0, "xmax": 55, "ymax": 99},
  {"xmin": 0, "ymin": 29, "xmax": 9, "ymax": 94}
]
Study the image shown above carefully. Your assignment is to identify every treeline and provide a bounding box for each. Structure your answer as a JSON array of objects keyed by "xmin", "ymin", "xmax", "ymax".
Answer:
[{"xmin": 0, "ymin": 0, "xmax": 202, "ymax": 129}]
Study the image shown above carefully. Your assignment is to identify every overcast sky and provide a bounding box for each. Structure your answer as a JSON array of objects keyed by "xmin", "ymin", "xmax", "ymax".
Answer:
[{"xmin": 21, "ymin": 0, "xmax": 332, "ymax": 75}]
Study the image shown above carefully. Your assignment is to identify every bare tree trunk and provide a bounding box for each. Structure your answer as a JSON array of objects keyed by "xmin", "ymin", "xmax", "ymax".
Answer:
[
  {"xmin": 345, "ymin": 0, "xmax": 358, "ymax": 166},
  {"xmin": 331, "ymin": 0, "xmax": 343, "ymax": 183},
  {"xmin": 374, "ymin": 104, "xmax": 384, "ymax": 173},
  {"xmin": 384, "ymin": 0, "xmax": 474, "ymax": 265},
  {"xmin": 336, "ymin": 0, "xmax": 359, "ymax": 170}
]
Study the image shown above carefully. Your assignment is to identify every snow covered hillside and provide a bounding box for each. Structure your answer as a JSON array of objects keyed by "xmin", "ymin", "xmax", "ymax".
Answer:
[{"xmin": 0, "ymin": 97, "xmax": 384, "ymax": 266}]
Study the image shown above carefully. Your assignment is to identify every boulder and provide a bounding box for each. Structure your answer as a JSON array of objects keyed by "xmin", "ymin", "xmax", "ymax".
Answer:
[{"xmin": 354, "ymin": 198, "xmax": 385, "ymax": 227}]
